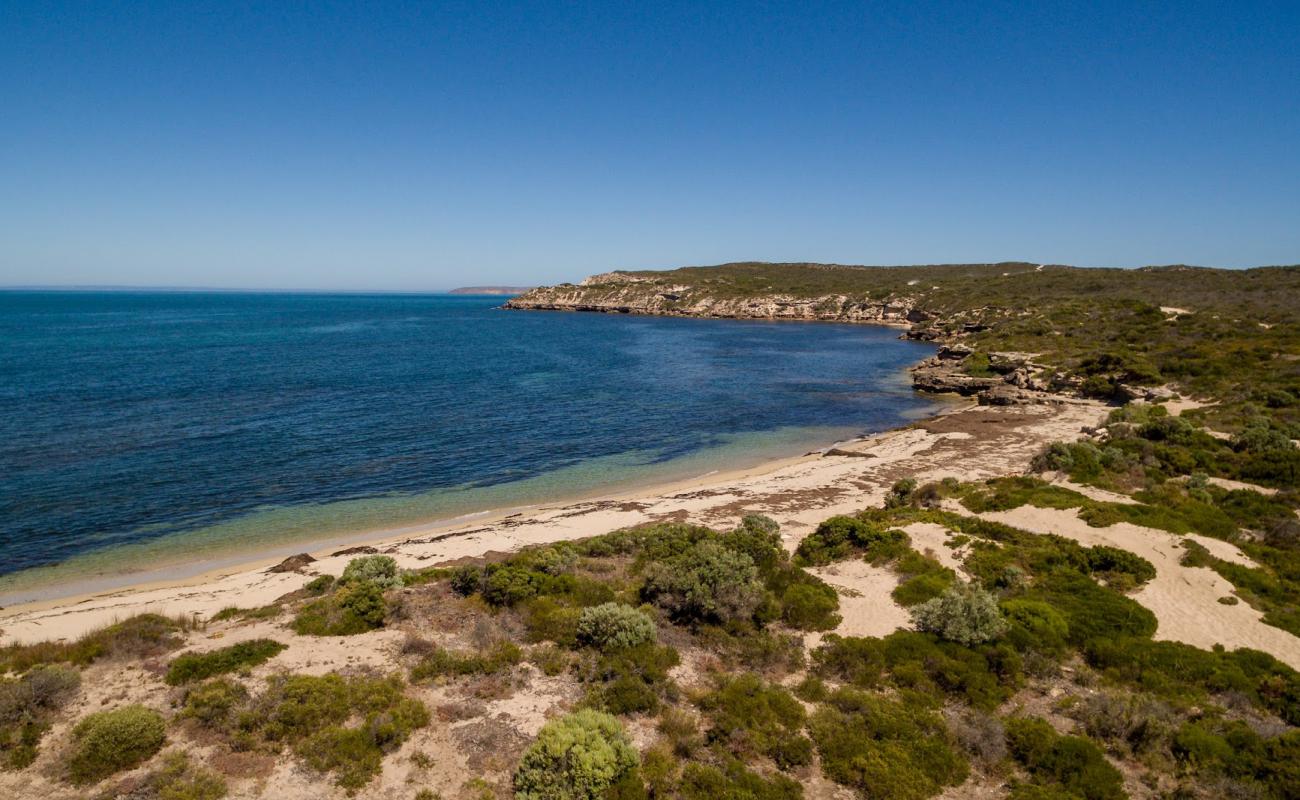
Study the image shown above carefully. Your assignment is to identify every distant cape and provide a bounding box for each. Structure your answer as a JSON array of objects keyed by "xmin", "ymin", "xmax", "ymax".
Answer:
[{"xmin": 447, "ymin": 286, "xmax": 534, "ymax": 295}]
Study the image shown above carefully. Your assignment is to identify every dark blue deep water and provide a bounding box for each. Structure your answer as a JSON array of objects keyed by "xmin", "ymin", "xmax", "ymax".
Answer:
[{"xmin": 0, "ymin": 292, "xmax": 936, "ymax": 583}]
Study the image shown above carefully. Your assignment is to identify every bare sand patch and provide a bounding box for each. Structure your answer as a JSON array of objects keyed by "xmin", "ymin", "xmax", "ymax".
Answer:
[
  {"xmin": 804, "ymin": 559, "xmax": 909, "ymax": 648},
  {"xmin": 978, "ymin": 505, "xmax": 1300, "ymax": 669}
]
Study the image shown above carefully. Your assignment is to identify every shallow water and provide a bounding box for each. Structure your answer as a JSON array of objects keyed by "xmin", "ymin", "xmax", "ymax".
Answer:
[{"xmin": 0, "ymin": 291, "xmax": 938, "ymax": 593}]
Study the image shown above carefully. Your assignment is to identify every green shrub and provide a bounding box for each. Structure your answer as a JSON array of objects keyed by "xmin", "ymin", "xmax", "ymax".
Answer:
[
  {"xmin": 886, "ymin": 478, "xmax": 919, "ymax": 509},
  {"xmin": 138, "ymin": 751, "xmax": 228, "ymax": 800},
  {"xmin": 292, "ymin": 581, "xmax": 388, "ymax": 636},
  {"xmin": 0, "ymin": 613, "xmax": 190, "ymax": 673},
  {"xmin": 1025, "ymin": 569, "xmax": 1157, "ymax": 644},
  {"xmin": 723, "ymin": 515, "xmax": 786, "ymax": 576},
  {"xmin": 779, "ymin": 581, "xmax": 841, "ymax": 631},
  {"xmin": 1001, "ymin": 599, "xmax": 1070, "ymax": 654},
  {"xmin": 812, "ymin": 635, "xmax": 885, "ymax": 687},
  {"xmin": 410, "ymin": 641, "xmax": 522, "ymax": 682},
  {"xmin": 0, "ymin": 663, "xmax": 80, "ymax": 769},
  {"xmin": 340, "ymin": 555, "xmax": 403, "ymax": 590},
  {"xmin": 911, "ymin": 583, "xmax": 1008, "ymax": 646},
  {"xmin": 892, "ymin": 572, "xmax": 955, "ymax": 606},
  {"xmin": 576, "ymin": 603, "xmax": 656, "ymax": 651},
  {"xmin": 697, "ymin": 673, "xmax": 812, "ymax": 769},
  {"xmin": 67, "ymin": 704, "xmax": 166, "ymax": 784},
  {"xmin": 642, "ymin": 540, "xmax": 763, "ymax": 624},
  {"xmin": 165, "ymin": 639, "xmax": 287, "ymax": 685},
  {"xmin": 794, "ymin": 516, "xmax": 909, "ymax": 566},
  {"xmin": 196, "ymin": 672, "xmax": 430, "ymax": 790},
  {"xmin": 581, "ymin": 641, "xmax": 680, "ymax": 715},
  {"xmin": 1005, "ymin": 717, "xmax": 1125, "ymax": 800},
  {"xmin": 676, "ymin": 759, "xmax": 803, "ymax": 800},
  {"xmin": 514, "ymin": 709, "xmax": 639, "ymax": 800},
  {"xmin": 181, "ymin": 678, "xmax": 249, "ymax": 728},
  {"xmin": 297, "ymin": 726, "xmax": 383, "ymax": 791},
  {"xmin": 304, "ymin": 574, "xmax": 336, "ymax": 595},
  {"xmin": 811, "ymin": 688, "xmax": 968, "ymax": 799}
]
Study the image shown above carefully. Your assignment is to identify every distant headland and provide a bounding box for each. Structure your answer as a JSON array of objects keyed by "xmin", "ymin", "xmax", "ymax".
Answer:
[{"xmin": 448, "ymin": 285, "xmax": 535, "ymax": 295}]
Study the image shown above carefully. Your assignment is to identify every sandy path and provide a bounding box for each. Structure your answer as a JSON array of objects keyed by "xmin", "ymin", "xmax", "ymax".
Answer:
[{"xmin": 0, "ymin": 401, "xmax": 1107, "ymax": 646}]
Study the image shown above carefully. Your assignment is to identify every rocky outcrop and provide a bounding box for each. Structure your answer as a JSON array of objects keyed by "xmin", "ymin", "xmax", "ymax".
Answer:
[{"xmin": 504, "ymin": 275, "xmax": 926, "ymax": 325}]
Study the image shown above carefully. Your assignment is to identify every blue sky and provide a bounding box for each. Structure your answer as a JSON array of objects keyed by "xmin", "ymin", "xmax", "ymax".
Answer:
[{"xmin": 2, "ymin": 1, "xmax": 1297, "ymax": 290}]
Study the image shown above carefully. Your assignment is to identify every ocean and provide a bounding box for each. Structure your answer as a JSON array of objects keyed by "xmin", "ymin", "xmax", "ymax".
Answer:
[{"xmin": 0, "ymin": 291, "xmax": 939, "ymax": 599}]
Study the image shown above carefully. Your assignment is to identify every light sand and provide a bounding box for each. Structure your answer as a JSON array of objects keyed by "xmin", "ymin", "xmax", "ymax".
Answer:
[{"xmin": 978, "ymin": 505, "xmax": 1300, "ymax": 669}]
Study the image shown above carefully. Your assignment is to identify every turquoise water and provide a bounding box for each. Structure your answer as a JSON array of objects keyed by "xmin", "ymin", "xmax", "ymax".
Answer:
[{"xmin": 0, "ymin": 291, "xmax": 938, "ymax": 598}]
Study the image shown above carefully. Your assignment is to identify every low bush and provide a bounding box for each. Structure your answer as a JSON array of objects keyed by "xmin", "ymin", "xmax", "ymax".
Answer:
[
  {"xmin": 513, "ymin": 709, "xmax": 639, "ymax": 800},
  {"xmin": 810, "ymin": 687, "xmax": 968, "ymax": 799},
  {"xmin": 340, "ymin": 555, "xmax": 403, "ymax": 590},
  {"xmin": 67, "ymin": 704, "xmax": 166, "ymax": 784},
  {"xmin": 1005, "ymin": 716, "xmax": 1125, "ymax": 800},
  {"xmin": 674, "ymin": 759, "xmax": 803, "ymax": 800},
  {"xmin": 292, "ymin": 581, "xmax": 388, "ymax": 636},
  {"xmin": 697, "ymin": 673, "xmax": 811, "ymax": 769},
  {"xmin": 575, "ymin": 603, "xmax": 656, "ymax": 651},
  {"xmin": 181, "ymin": 678, "xmax": 249, "ymax": 729},
  {"xmin": 911, "ymin": 583, "xmax": 1008, "ymax": 646},
  {"xmin": 581, "ymin": 642, "xmax": 680, "ymax": 715},
  {"xmin": 813, "ymin": 632, "xmax": 1021, "ymax": 710},
  {"xmin": 132, "ymin": 751, "xmax": 228, "ymax": 800},
  {"xmin": 182, "ymin": 671, "xmax": 427, "ymax": 790},
  {"xmin": 794, "ymin": 515, "xmax": 909, "ymax": 566},
  {"xmin": 779, "ymin": 581, "xmax": 841, "ymax": 631},
  {"xmin": 164, "ymin": 639, "xmax": 287, "ymax": 685},
  {"xmin": 0, "ymin": 613, "xmax": 191, "ymax": 673},
  {"xmin": 0, "ymin": 663, "xmax": 80, "ymax": 769},
  {"xmin": 641, "ymin": 540, "xmax": 763, "ymax": 624},
  {"xmin": 410, "ymin": 641, "xmax": 522, "ymax": 682}
]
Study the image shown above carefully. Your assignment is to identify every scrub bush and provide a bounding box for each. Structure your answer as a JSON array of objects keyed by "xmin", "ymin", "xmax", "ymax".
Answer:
[
  {"xmin": 0, "ymin": 664, "xmax": 80, "ymax": 769},
  {"xmin": 340, "ymin": 555, "xmax": 403, "ymax": 590},
  {"xmin": 410, "ymin": 640, "xmax": 522, "ymax": 681},
  {"xmin": 642, "ymin": 540, "xmax": 763, "ymax": 624},
  {"xmin": 1005, "ymin": 717, "xmax": 1125, "ymax": 800},
  {"xmin": 576, "ymin": 603, "xmax": 656, "ymax": 651},
  {"xmin": 697, "ymin": 673, "xmax": 812, "ymax": 769},
  {"xmin": 293, "ymin": 581, "xmax": 388, "ymax": 636},
  {"xmin": 0, "ymin": 613, "xmax": 191, "ymax": 673},
  {"xmin": 135, "ymin": 751, "xmax": 228, "ymax": 800},
  {"xmin": 810, "ymin": 688, "xmax": 968, "ymax": 799},
  {"xmin": 67, "ymin": 704, "xmax": 166, "ymax": 784},
  {"xmin": 794, "ymin": 515, "xmax": 909, "ymax": 566},
  {"xmin": 911, "ymin": 583, "xmax": 1008, "ymax": 646},
  {"xmin": 779, "ymin": 581, "xmax": 841, "ymax": 631},
  {"xmin": 165, "ymin": 639, "xmax": 287, "ymax": 685},
  {"xmin": 513, "ymin": 710, "xmax": 639, "ymax": 800}
]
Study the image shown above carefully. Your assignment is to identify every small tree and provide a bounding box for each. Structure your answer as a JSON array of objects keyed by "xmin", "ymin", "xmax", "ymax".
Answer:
[
  {"xmin": 911, "ymin": 582, "xmax": 1008, "ymax": 646},
  {"xmin": 340, "ymin": 555, "xmax": 403, "ymax": 590},
  {"xmin": 514, "ymin": 709, "xmax": 639, "ymax": 800},
  {"xmin": 575, "ymin": 603, "xmax": 656, "ymax": 651}
]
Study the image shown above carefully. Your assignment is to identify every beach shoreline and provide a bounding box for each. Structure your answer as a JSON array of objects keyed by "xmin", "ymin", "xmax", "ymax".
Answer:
[{"xmin": 0, "ymin": 396, "xmax": 1107, "ymax": 645}]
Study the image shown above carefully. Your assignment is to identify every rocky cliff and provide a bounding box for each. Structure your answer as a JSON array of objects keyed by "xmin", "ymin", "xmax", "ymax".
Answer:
[{"xmin": 503, "ymin": 272, "xmax": 932, "ymax": 325}]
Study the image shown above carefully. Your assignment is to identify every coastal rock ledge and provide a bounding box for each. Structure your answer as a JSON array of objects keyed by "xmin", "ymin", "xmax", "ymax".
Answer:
[{"xmin": 504, "ymin": 273, "xmax": 929, "ymax": 325}]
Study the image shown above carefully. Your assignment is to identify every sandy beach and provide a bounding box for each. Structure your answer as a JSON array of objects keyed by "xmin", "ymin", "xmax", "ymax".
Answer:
[{"xmin": 0, "ymin": 399, "xmax": 1107, "ymax": 646}]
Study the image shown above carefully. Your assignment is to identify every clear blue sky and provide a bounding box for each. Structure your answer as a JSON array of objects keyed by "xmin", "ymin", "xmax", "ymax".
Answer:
[{"xmin": 2, "ymin": 1, "xmax": 1297, "ymax": 290}]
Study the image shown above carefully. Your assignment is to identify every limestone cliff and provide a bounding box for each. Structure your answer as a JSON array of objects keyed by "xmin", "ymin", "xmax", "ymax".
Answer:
[{"xmin": 503, "ymin": 271, "xmax": 931, "ymax": 325}]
